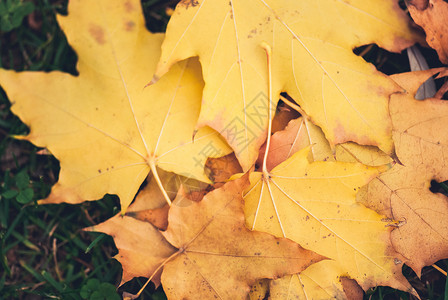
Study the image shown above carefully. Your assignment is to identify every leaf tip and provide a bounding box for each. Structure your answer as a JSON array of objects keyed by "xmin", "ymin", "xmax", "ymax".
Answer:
[{"xmin": 144, "ymin": 76, "xmax": 160, "ymax": 88}]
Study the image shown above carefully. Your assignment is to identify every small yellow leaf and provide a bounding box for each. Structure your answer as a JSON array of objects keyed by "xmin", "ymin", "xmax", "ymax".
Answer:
[{"xmin": 270, "ymin": 261, "xmax": 349, "ymax": 300}]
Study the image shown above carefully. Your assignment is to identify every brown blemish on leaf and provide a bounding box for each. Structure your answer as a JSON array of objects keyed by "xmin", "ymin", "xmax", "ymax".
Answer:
[
  {"xmin": 333, "ymin": 122, "xmax": 379, "ymax": 149},
  {"xmin": 89, "ymin": 24, "xmax": 105, "ymax": 44},
  {"xmin": 247, "ymin": 28, "xmax": 257, "ymax": 39},
  {"xmin": 205, "ymin": 152, "xmax": 242, "ymax": 186},
  {"xmin": 125, "ymin": 0, "xmax": 135, "ymax": 12},
  {"xmin": 178, "ymin": 0, "xmax": 199, "ymax": 9},
  {"xmin": 125, "ymin": 21, "xmax": 135, "ymax": 31},
  {"xmin": 126, "ymin": 204, "xmax": 170, "ymax": 231}
]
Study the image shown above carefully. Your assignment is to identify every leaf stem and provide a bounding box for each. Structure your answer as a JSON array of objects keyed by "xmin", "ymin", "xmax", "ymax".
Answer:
[
  {"xmin": 279, "ymin": 94, "xmax": 308, "ymax": 119},
  {"xmin": 132, "ymin": 250, "xmax": 181, "ymax": 299},
  {"xmin": 148, "ymin": 158, "xmax": 172, "ymax": 206},
  {"xmin": 260, "ymin": 42, "xmax": 273, "ymax": 175},
  {"xmin": 432, "ymin": 264, "xmax": 447, "ymax": 276}
]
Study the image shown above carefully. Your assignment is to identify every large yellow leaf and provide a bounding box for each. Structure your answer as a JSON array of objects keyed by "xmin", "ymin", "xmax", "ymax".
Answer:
[
  {"xmin": 154, "ymin": 0, "xmax": 418, "ymax": 170},
  {"xmin": 358, "ymin": 69, "xmax": 448, "ymax": 275},
  {"xmin": 0, "ymin": 0, "xmax": 230, "ymax": 211},
  {"xmin": 251, "ymin": 114, "xmax": 394, "ymax": 299},
  {"xmin": 243, "ymin": 148, "xmax": 413, "ymax": 295}
]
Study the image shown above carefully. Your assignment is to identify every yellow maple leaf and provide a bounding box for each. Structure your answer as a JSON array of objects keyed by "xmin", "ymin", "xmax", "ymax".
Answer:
[
  {"xmin": 0, "ymin": 0, "xmax": 230, "ymax": 211},
  {"xmin": 249, "ymin": 100, "xmax": 395, "ymax": 299},
  {"xmin": 243, "ymin": 148, "xmax": 414, "ymax": 295},
  {"xmin": 153, "ymin": 0, "xmax": 418, "ymax": 170}
]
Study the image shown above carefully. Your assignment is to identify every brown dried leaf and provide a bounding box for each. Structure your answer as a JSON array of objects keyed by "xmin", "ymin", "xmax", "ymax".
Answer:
[
  {"xmin": 358, "ymin": 68, "xmax": 448, "ymax": 275},
  {"xmin": 408, "ymin": 0, "xmax": 448, "ymax": 64},
  {"xmin": 126, "ymin": 204, "xmax": 170, "ymax": 231},
  {"xmin": 87, "ymin": 215, "xmax": 176, "ymax": 286},
  {"xmin": 161, "ymin": 176, "xmax": 325, "ymax": 299},
  {"xmin": 205, "ymin": 153, "xmax": 242, "ymax": 186},
  {"xmin": 341, "ymin": 277, "xmax": 364, "ymax": 300}
]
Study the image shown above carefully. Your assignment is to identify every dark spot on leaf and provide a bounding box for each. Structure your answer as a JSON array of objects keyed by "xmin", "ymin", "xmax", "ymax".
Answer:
[
  {"xmin": 89, "ymin": 24, "xmax": 105, "ymax": 45},
  {"xmin": 179, "ymin": 0, "xmax": 199, "ymax": 9},
  {"xmin": 125, "ymin": 21, "xmax": 135, "ymax": 31},
  {"xmin": 125, "ymin": 0, "xmax": 135, "ymax": 12}
]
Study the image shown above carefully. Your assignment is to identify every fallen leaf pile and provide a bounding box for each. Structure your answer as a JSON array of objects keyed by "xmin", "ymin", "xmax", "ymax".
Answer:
[{"xmin": 1, "ymin": 0, "xmax": 448, "ymax": 298}]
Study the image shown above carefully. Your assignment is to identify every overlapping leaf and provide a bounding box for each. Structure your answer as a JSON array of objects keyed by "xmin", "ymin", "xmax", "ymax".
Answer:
[
  {"xmin": 408, "ymin": 0, "xmax": 448, "ymax": 64},
  {"xmin": 358, "ymin": 69, "xmax": 448, "ymax": 274},
  {"xmin": 257, "ymin": 116, "xmax": 393, "ymax": 170},
  {"xmin": 270, "ymin": 261, "xmax": 362, "ymax": 299},
  {"xmin": 154, "ymin": 0, "xmax": 418, "ymax": 170},
  {"xmin": 91, "ymin": 176, "xmax": 324, "ymax": 299},
  {"xmin": 243, "ymin": 148, "xmax": 413, "ymax": 294},
  {"xmin": 0, "ymin": 0, "xmax": 230, "ymax": 210}
]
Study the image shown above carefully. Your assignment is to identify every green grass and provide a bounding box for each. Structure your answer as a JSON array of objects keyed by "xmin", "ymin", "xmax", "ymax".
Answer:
[{"xmin": 0, "ymin": 1, "xmax": 447, "ymax": 299}]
